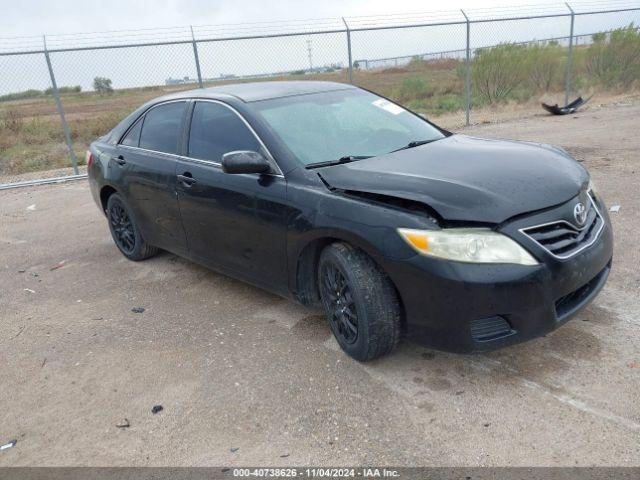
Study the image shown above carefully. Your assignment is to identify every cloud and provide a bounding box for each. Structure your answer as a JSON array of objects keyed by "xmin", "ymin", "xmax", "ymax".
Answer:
[{"xmin": 1, "ymin": 0, "xmax": 562, "ymax": 37}]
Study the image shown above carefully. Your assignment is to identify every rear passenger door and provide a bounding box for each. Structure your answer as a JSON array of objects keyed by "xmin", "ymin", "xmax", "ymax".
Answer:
[
  {"xmin": 175, "ymin": 100, "xmax": 291, "ymax": 292},
  {"xmin": 116, "ymin": 101, "xmax": 188, "ymax": 253}
]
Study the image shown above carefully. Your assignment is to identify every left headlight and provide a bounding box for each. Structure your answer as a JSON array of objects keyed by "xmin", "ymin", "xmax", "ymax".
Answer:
[{"xmin": 397, "ymin": 228, "xmax": 538, "ymax": 266}]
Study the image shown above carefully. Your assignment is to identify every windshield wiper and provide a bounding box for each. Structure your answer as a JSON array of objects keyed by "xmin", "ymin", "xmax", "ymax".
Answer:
[
  {"xmin": 305, "ymin": 155, "xmax": 372, "ymax": 169},
  {"xmin": 390, "ymin": 139, "xmax": 435, "ymax": 153}
]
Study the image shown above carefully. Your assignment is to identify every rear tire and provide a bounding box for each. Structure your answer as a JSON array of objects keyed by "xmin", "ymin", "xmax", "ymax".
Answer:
[
  {"xmin": 106, "ymin": 193, "xmax": 158, "ymax": 261},
  {"xmin": 318, "ymin": 242, "xmax": 401, "ymax": 361}
]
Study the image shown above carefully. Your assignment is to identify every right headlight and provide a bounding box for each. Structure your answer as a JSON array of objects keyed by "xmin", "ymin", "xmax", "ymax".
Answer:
[{"xmin": 397, "ymin": 228, "xmax": 538, "ymax": 266}]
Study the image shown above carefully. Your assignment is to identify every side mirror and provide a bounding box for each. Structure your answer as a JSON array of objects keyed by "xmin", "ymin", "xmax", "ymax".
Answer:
[{"xmin": 221, "ymin": 150, "xmax": 271, "ymax": 175}]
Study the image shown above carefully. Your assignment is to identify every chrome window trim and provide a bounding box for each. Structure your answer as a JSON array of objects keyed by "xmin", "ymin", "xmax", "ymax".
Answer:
[
  {"xmin": 518, "ymin": 192, "xmax": 605, "ymax": 260},
  {"xmin": 117, "ymin": 98, "xmax": 284, "ymax": 178}
]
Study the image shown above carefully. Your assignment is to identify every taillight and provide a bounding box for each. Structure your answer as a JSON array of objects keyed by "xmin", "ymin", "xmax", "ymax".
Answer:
[{"xmin": 86, "ymin": 150, "xmax": 94, "ymax": 168}]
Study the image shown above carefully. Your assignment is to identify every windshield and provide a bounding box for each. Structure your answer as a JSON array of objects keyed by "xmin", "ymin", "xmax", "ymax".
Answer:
[{"xmin": 251, "ymin": 89, "xmax": 446, "ymax": 166}]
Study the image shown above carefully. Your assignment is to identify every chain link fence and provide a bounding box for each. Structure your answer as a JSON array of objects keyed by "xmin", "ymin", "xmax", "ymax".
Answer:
[{"xmin": 1, "ymin": 2, "xmax": 640, "ymax": 187}]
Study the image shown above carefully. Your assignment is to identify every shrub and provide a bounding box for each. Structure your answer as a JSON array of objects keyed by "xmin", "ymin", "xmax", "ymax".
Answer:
[
  {"xmin": 93, "ymin": 77, "xmax": 114, "ymax": 94},
  {"xmin": 527, "ymin": 42, "xmax": 565, "ymax": 92},
  {"xmin": 585, "ymin": 24, "xmax": 640, "ymax": 87},
  {"xmin": 436, "ymin": 94, "xmax": 464, "ymax": 113},
  {"xmin": 45, "ymin": 85, "xmax": 82, "ymax": 95},
  {"xmin": 0, "ymin": 89, "xmax": 43, "ymax": 102},
  {"xmin": 395, "ymin": 76, "xmax": 430, "ymax": 102},
  {"xmin": 405, "ymin": 99, "xmax": 429, "ymax": 111},
  {"xmin": 1, "ymin": 109, "xmax": 23, "ymax": 133},
  {"xmin": 471, "ymin": 43, "xmax": 529, "ymax": 103},
  {"xmin": 407, "ymin": 56, "xmax": 426, "ymax": 69}
]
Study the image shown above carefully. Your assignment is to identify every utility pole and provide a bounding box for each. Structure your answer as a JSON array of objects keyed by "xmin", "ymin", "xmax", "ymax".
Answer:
[{"xmin": 307, "ymin": 39, "xmax": 313, "ymax": 72}]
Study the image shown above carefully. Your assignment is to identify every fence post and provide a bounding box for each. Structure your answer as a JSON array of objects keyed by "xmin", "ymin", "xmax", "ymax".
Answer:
[
  {"xmin": 342, "ymin": 17, "xmax": 353, "ymax": 84},
  {"xmin": 43, "ymin": 36, "xmax": 79, "ymax": 175},
  {"xmin": 461, "ymin": 9, "xmax": 471, "ymax": 126},
  {"xmin": 564, "ymin": 2, "xmax": 575, "ymax": 106},
  {"xmin": 191, "ymin": 26, "xmax": 203, "ymax": 88}
]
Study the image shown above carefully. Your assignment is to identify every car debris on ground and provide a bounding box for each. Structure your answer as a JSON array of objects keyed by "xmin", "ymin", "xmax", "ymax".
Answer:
[
  {"xmin": 542, "ymin": 96, "xmax": 592, "ymax": 115},
  {"xmin": 0, "ymin": 440, "xmax": 17, "ymax": 451},
  {"xmin": 50, "ymin": 261, "xmax": 66, "ymax": 271},
  {"xmin": 116, "ymin": 419, "xmax": 131, "ymax": 429}
]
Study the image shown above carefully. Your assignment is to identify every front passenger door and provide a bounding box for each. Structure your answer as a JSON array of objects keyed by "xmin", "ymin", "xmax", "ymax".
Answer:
[{"xmin": 175, "ymin": 100, "xmax": 291, "ymax": 292}]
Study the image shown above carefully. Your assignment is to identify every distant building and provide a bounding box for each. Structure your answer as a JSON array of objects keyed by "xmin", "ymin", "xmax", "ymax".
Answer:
[{"xmin": 165, "ymin": 76, "xmax": 197, "ymax": 85}]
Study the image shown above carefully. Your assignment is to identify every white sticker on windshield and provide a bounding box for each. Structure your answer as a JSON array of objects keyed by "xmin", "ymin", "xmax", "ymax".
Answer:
[{"xmin": 372, "ymin": 99, "xmax": 404, "ymax": 115}]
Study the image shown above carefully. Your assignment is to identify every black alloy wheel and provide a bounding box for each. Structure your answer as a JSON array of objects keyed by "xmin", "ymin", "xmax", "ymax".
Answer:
[
  {"xmin": 109, "ymin": 201, "xmax": 136, "ymax": 255},
  {"xmin": 320, "ymin": 262, "xmax": 359, "ymax": 345},
  {"xmin": 318, "ymin": 242, "xmax": 401, "ymax": 361},
  {"xmin": 106, "ymin": 193, "xmax": 158, "ymax": 261}
]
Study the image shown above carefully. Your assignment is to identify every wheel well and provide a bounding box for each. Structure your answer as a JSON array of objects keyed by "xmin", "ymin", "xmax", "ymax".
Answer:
[
  {"xmin": 100, "ymin": 185, "xmax": 117, "ymax": 212},
  {"xmin": 295, "ymin": 238, "xmax": 406, "ymax": 329},
  {"xmin": 295, "ymin": 237, "xmax": 337, "ymax": 306}
]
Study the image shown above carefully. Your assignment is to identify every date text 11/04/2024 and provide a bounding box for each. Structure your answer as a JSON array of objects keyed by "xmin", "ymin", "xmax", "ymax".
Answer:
[{"xmin": 232, "ymin": 468, "xmax": 400, "ymax": 477}]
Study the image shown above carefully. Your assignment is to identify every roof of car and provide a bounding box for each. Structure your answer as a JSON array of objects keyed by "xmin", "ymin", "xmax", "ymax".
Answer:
[{"xmin": 168, "ymin": 80, "xmax": 357, "ymax": 103}]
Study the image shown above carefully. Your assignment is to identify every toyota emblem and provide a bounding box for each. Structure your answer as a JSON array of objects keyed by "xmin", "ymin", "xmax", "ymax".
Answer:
[{"xmin": 573, "ymin": 202, "xmax": 587, "ymax": 226}]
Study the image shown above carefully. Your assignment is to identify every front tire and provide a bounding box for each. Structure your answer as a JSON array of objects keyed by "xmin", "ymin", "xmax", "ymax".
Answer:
[
  {"xmin": 318, "ymin": 242, "xmax": 401, "ymax": 361},
  {"xmin": 106, "ymin": 193, "xmax": 158, "ymax": 261}
]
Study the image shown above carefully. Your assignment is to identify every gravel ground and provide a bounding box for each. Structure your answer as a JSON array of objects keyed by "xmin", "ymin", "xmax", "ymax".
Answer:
[{"xmin": 0, "ymin": 101, "xmax": 638, "ymax": 467}]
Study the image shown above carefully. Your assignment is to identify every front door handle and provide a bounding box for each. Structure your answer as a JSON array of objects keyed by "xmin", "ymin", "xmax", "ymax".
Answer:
[
  {"xmin": 113, "ymin": 155, "xmax": 126, "ymax": 166},
  {"xmin": 177, "ymin": 173, "xmax": 196, "ymax": 186}
]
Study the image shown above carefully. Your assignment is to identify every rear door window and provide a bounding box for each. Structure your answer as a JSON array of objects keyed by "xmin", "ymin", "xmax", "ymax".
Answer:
[
  {"xmin": 120, "ymin": 119, "xmax": 142, "ymax": 147},
  {"xmin": 188, "ymin": 101, "xmax": 260, "ymax": 162},
  {"xmin": 139, "ymin": 102, "xmax": 186, "ymax": 154}
]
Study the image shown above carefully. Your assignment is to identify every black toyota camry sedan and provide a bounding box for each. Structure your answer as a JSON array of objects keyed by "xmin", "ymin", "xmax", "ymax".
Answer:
[{"xmin": 87, "ymin": 81, "xmax": 612, "ymax": 361}]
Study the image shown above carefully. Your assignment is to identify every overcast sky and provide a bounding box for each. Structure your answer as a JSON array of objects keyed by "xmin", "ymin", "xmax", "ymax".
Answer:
[
  {"xmin": 2, "ymin": 0, "xmax": 567, "ymax": 37},
  {"xmin": 1, "ymin": 0, "xmax": 637, "ymax": 95}
]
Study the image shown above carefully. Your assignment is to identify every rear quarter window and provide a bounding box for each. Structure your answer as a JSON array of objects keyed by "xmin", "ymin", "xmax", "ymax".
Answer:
[{"xmin": 120, "ymin": 119, "xmax": 142, "ymax": 147}]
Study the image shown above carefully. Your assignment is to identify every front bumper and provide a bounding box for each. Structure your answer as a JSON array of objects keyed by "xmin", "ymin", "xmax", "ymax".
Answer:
[{"xmin": 383, "ymin": 197, "xmax": 613, "ymax": 353}]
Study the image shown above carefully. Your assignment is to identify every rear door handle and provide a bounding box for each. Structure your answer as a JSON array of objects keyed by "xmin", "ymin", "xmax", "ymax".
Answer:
[
  {"xmin": 177, "ymin": 173, "xmax": 196, "ymax": 186},
  {"xmin": 113, "ymin": 155, "xmax": 126, "ymax": 166}
]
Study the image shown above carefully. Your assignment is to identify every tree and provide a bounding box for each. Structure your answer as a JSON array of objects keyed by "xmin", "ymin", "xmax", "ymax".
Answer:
[{"xmin": 93, "ymin": 77, "xmax": 113, "ymax": 94}]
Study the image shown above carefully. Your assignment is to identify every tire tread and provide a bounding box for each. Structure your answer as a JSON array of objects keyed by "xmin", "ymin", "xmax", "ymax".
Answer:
[
  {"xmin": 107, "ymin": 193, "xmax": 159, "ymax": 261},
  {"xmin": 320, "ymin": 242, "xmax": 401, "ymax": 361}
]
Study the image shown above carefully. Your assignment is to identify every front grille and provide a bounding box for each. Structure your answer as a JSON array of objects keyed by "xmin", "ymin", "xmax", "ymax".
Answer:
[
  {"xmin": 470, "ymin": 316, "xmax": 514, "ymax": 342},
  {"xmin": 555, "ymin": 263, "xmax": 610, "ymax": 320},
  {"xmin": 520, "ymin": 196, "xmax": 604, "ymax": 259}
]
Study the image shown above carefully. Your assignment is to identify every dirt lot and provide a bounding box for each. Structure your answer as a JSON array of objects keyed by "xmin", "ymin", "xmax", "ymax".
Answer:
[{"xmin": 0, "ymin": 102, "xmax": 639, "ymax": 467}]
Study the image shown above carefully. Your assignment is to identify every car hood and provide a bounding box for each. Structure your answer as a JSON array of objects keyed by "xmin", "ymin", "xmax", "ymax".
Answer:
[{"xmin": 317, "ymin": 134, "xmax": 588, "ymax": 224}]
